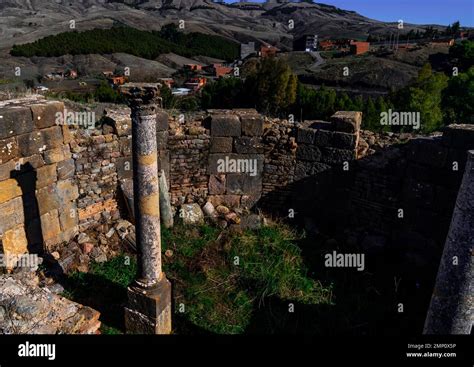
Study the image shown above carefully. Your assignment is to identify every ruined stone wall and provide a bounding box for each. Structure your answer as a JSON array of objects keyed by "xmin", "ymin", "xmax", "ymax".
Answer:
[
  {"xmin": 0, "ymin": 98, "xmax": 80, "ymax": 260},
  {"xmin": 348, "ymin": 125, "xmax": 474, "ymax": 249},
  {"xmin": 1, "ymin": 97, "xmax": 472, "ymax": 263}
]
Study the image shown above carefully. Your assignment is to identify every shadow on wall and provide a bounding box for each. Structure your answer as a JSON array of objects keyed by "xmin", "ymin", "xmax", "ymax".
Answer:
[
  {"xmin": 10, "ymin": 163, "xmax": 63, "ymax": 277},
  {"xmin": 255, "ymin": 134, "xmax": 470, "ymax": 334},
  {"xmin": 10, "ymin": 163, "xmax": 43, "ymax": 254}
]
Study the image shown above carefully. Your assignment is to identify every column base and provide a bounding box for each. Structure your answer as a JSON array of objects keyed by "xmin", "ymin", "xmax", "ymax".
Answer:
[{"xmin": 124, "ymin": 276, "xmax": 172, "ymax": 334}]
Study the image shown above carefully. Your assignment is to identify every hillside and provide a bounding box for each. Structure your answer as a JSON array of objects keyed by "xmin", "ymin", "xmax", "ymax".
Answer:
[{"xmin": 0, "ymin": 0, "xmax": 443, "ymax": 51}]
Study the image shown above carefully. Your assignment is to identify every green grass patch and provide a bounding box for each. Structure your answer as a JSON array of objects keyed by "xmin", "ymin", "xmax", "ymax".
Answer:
[{"xmin": 61, "ymin": 223, "xmax": 332, "ymax": 334}]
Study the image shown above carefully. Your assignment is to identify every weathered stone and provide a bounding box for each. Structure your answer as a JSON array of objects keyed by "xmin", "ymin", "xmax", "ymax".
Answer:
[
  {"xmin": 159, "ymin": 170, "xmax": 173, "ymax": 229},
  {"xmin": 16, "ymin": 131, "xmax": 45, "ymax": 157},
  {"xmin": 226, "ymin": 173, "xmax": 262, "ymax": 195},
  {"xmin": 125, "ymin": 278, "xmax": 172, "ymax": 334},
  {"xmin": 211, "ymin": 114, "xmax": 241, "ymax": 137},
  {"xmin": 209, "ymin": 174, "xmax": 226, "ymax": 195},
  {"xmin": 241, "ymin": 115, "xmax": 264, "ymax": 136},
  {"xmin": 314, "ymin": 129, "xmax": 334, "ymax": 147},
  {"xmin": 116, "ymin": 156, "xmax": 133, "ymax": 179},
  {"xmin": 210, "ymin": 137, "xmax": 233, "ymax": 153},
  {"xmin": 297, "ymin": 127, "xmax": 315, "ymax": 144},
  {"xmin": 202, "ymin": 201, "xmax": 218, "ymax": 220},
  {"xmin": 234, "ymin": 137, "xmax": 263, "ymax": 154},
  {"xmin": 0, "ymin": 137, "xmax": 19, "ymax": 164},
  {"xmin": 156, "ymin": 131, "xmax": 168, "ymax": 149},
  {"xmin": 332, "ymin": 131, "xmax": 357, "ymax": 150},
  {"xmin": 296, "ymin": 144, "xmax": 322, "ymax": 161},
  {"xmin": 321, "ymin": 147, "xmax": 355, "ymax": 164},
  {"xmin": 57, "ymin": 158, "xmax": 75, "ymax": 180},
  {"xmin": 43, "ymin": 148, "xmax": 65, "ymax": 164},
  {"xmin": 2, "ymin": 224, "xmax": 28, "ymax": 257},
  {"xmin": 208, "ymin": 153, "xmax": 264, "ymax": 175},
  {"xmin": 179, "ymin": 203, "xmax": 204, "ymax": 225},
  {"xmin": 156, "ymin": 110, "xmax": 169, "ymax": 132},
  {"xmin": 30, "ymin": 101, "xmax": 64, "ymax": 129},
  {"xmin": 59, "ymin": 203, "xmax": 79, "ymax": 232},
  {"xmin": 0, "ymin": 197, "xmax": 24, "ymax": 235},
  {"xmin": 36, "ymin": 185, "xmax": 60, "ymax": 215},
  {"xmin": 331, "ymin": 111, "xmax": 362, "ymax": 133},
  {"xmin": 0, "ymin": 106, "xmax": 33, "ymax": 139},
  {"xmin": 207, "ymin": 195, "xmax": 241, "ymax": 208},
  {"xmin": 40, "ymin": 209, "xmax": 61, "ymax": 244},
  {"xmin": 0, "ymin": 179, "xmax": 22, "ymax": 204},
  {"xmin": 36, "ymin": 164, "xmax": 58, "ymax": 189},
  {"xmin": 424, "ymin": 150, "xmax": 474, "ymax": 335}
]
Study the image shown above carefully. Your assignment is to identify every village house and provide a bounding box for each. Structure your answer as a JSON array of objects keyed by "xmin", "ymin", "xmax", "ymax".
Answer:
[
  {"xmin": 260, "ymin": 45, "xmax": 278, "ymax": 58},
  {"xmin": 184, "ymin": 64, "xmax": 203, "ymax": 72},
  {"xmin": 429, "ymin": 38, "xmax": 455, "ymax": 47},
  {"xmin": 203, "ymin": 63, "xmax": 233, "ymax": 78},
  {"xmin": 184, "ymin": 77, "xmax": 207, "ymax": 92},
  {"xmin": 350, "ymin": 41, "xmax": 370, "ymax": 55}
]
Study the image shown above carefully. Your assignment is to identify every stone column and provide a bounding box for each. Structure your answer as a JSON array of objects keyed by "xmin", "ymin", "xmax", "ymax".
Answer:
[
  {"xmin": 423, "ymin": 150, "xmax": 474, "ymax": 334},
  {"xmin": 120, "ymin": 83, "xmax": 172, "ymax": 334}
]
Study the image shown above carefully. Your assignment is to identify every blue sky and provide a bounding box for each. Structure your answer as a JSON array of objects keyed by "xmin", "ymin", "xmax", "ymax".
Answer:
[
  {"xmin": 315, "ymin": 0, "xmax": 474, "ymax": 26},
  {"xmin": 229, "ymin": 0, "xmax": 474, "ymax": 26}
]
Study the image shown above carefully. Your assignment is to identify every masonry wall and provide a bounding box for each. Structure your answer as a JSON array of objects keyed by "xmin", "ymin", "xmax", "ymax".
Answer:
[
  {"xmin": 0, "ymin": 99, "xmax": 80, "ymax": 260},
  {"xmin": 1, "ymin": 97, "xmax": 472, "ymax": 263}
]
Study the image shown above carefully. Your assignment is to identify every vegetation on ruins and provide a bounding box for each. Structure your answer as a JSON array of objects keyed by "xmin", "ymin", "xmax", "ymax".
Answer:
[
  {"xmin": 62, "ymin": 223, "xmax": 332, "ymax": 334},
  {"xmin": 10, "ymin": 24, "xmax": 240, "ymax": 61}
]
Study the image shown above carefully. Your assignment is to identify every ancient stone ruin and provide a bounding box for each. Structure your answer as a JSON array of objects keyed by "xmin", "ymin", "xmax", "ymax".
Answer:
[{"xmin": 0, "ymin": 91, "xmax": 472, "ymax": 334}]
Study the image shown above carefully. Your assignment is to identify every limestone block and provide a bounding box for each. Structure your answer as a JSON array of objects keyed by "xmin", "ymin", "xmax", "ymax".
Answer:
[
  {"xmin": 0, "ymin": 179, "xmax": 22, "ymax": 204},
  {"xmin": 36, "ymin": 185, "xmax": 61, "ymax": 215},
  {"xmin": 297, "ymin": 126, "xmax": 315, "ymax": 144},
  {"xmin": 30, "ymin": 101, "xmax": 64, "ymax": 129},
  {"xmin": 43, "ymin": 148, "xmax": 65, "ymax": 164},
  {"xmin": 332, "ymin": 131, "xmax": 358, "ymax": 150},
  {"xmin": 156, "ymin": 110, "xmax": 169, "ymax": 132},
  {"xmin": 40, "ymin": 209, "xmax": 61, "ymax": 243},
  {"xmin": 208, "ymin": 153, "xmax": 264, "ymax": 175},
  {"xmin": 331, "ymin": 111, "xmax": 362, "ymax": 133},
  {"xmin": 56, "ymin": 179, "xmax": 80, "ymax": 205},
  {"xmin": 125, "ymin": 278, "xmax": 172, "ymax": 334},
  {"xmin": 314, "ymin": 129, "xmax": 334, "ymax": 147},
  {"xmin": 116, "ymin": 156, "xmax": 133, "ymax": 179},
  {"xmin": 0, "ymin": 137, "xmax": 19, "ymax": 164},
  {"xmin": 321, "ymin": 147, "xmax": 356, "ymax": 164},
  {"xmin": 2, "ymin": 224, "xmax": 28, "ymax": 257},
  {"xmin": 209, "ymin": 174, "xmax": 226, "ymax": 195},
  {"xmin": 0, "ymin": 197, "xmax": 25, "ymax": 236},
  {"xmin": 0, "ymin": 106, "xmax": 33, "ymax": 139},
  {"xmin": 234, "ymin": 137, "xmax": 263, "ymax": 154},
  {"xmin": 241, "ymin": 115, "xmax": 264, "ymax": 136},
  {"xmin": 226, "ymin": 173, "xmax": 262, "ymax": 196},
  {"xmin": 36, "ymin": 164, "xmax": 58, "ymax": 189},
  {"xmin": 210, "ymin": 137, "xmax": 233, "ymax": 153},
  {"xmin": 59, "ymin": 202, "xmax": 79, "ymax": 232},
  {"xmin": 179, "ymin": 203, "xmax": 204, "ymax": 225},
  {"xmin": 296, "ymin": 144, "xmax": 322, "ymax": 161},
  {"xmin": 57, "ymin": 159, "xmax": 75, "ymax": 180},
  {"xmin": 211, "ymin": 114, "xmax": 241, "ymax": 137}
]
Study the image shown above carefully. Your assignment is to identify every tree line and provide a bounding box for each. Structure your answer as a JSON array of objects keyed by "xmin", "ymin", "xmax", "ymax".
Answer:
[{"xmin": 10, "ymin": 24, "xmax": 239, "ymax": 61}]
